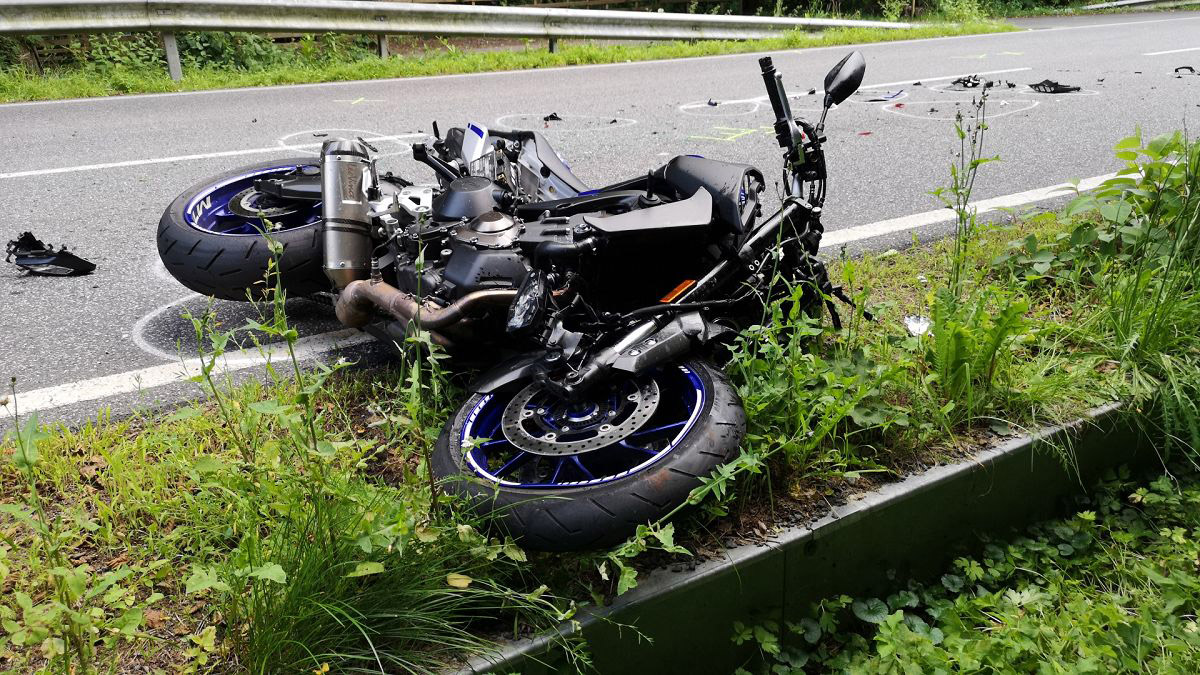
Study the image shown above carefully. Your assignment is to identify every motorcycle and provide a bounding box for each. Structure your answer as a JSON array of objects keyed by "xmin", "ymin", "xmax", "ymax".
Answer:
[{"xmin": 158, "ymin": 53, "xmax": 867, "ymax": 550}]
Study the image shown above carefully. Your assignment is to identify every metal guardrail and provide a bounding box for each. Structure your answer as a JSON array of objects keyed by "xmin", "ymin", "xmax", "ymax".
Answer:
[{"xmin": 0, "ymin": 0, "xmax": 914, "ymax": 80}]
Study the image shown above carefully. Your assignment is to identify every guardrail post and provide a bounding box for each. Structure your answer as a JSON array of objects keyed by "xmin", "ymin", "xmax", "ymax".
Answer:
[
  {"xmin": 548, "ymin": 37, "xmax": 558, "ymax": 53},
  {"xmin": 161, "ymin": 32, "xmax": 182, "ymax": 82},
  {"xmin": 377, "ymin": 34, "xmax": 388, "ymax": 59}
]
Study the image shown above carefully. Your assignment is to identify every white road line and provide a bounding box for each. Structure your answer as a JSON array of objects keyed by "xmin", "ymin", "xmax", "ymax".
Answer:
[
  {"xmin": 822, "ymin": 172, "xmax": 1116, "ymax": 248},
  {"xmin": 0, "ymin": 133, "xmax": 420, "ymax": 180},
  {"xmin": 1143, "ymin": 46, "xmax": 1200, "ymax": 56},
  {"xmin": 11, "ymin": 329, "xmax": 373, "ymax": 415},
  {"xmin": 6, "ymin": 169, "xmax": 1122, "ymax": 416},
  {"xmin": 2, "ymin": 15, "xmax": 1197, "ymax": 110}
]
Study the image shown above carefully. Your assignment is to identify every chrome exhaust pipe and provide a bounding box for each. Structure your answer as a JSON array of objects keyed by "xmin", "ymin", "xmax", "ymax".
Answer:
[
  {"xmin": 321, "ymin": 139, "xmax": 375, "ymax": 289},
  {"xmin": 336, "ymin": 279, "xmax": 517, "ymax": 330}
]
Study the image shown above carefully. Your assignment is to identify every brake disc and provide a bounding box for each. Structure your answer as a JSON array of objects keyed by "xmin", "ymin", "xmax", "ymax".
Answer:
[{"xmin": 500, "ymin": 378, "xmax": 660, "ymax": 457}]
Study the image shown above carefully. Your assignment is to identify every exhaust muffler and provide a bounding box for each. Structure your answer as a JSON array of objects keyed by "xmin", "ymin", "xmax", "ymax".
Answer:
[{"xmin": 321, "ymin": 139, "xmax": 375, "ymax": 289}]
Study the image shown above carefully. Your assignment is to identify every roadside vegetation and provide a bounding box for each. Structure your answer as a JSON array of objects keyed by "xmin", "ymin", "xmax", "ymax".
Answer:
[
  {"xmin": 3, "ymin": 97, "xmax": 1200, "ymax": 671},
  {"xmin": 734, "ymin": 463, "xmax": 1200, "ymax": 672},
  {"xmin": 0, "ymin": 21, "xmax": 1014, "ymax": 103}
]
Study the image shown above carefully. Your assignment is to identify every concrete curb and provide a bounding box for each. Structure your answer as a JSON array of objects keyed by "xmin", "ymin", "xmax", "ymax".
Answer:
[{"xmin": 456, "ymin": 402, "xmax": 1158, "ymax": 673}]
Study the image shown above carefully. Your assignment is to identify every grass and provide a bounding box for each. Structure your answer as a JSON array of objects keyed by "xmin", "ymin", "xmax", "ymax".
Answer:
[
  {"xmin": 0, "ymin": 22, "xmax": 1015, "ymax": 103},
  {"xmin": 736, "ymin": 462, "xmax": 1200, "ymax": 672}
]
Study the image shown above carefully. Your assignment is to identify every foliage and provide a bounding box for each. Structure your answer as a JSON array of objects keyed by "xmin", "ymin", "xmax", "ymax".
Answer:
[{"xmin": 736, "ymin": 464, "xmax": 1200, "ymax": 672}]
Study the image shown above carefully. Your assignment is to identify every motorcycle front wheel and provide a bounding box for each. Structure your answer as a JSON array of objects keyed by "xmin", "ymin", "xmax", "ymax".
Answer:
[
  {"xmin": 432, "ymin": 359, "xmax": 745, "ymax": 551},
  {"xmin": 158, "ymin": 158, "xmax": 327, "ymax": 301}
]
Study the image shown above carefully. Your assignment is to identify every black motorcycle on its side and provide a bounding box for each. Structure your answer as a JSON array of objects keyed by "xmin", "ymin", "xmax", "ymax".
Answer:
[{"xmin": 158, "ymin": 53, "xmax": 866, "ymax": 550}]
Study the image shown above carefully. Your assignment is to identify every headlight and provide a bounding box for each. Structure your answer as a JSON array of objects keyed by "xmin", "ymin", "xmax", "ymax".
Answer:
[{"xmin": 506, "ymin": 270, "xmax": 549, "ymax": 337}]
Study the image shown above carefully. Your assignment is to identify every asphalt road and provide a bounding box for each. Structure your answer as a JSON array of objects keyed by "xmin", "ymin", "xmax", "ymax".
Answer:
[{"xmin": 2, "ymin": 11, "xmax": 1198, "ymax": 425}]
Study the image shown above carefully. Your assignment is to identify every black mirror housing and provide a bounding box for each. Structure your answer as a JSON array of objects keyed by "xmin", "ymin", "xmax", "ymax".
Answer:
[{"xmin": 823, "ymin": 51, "xmax": 866, "ymax": 108}]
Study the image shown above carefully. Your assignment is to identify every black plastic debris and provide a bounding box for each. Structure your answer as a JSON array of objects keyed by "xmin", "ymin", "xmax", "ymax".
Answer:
[
  {"xmin": 1176, "ymin": 66, "xmax": 1197, "ymax": 77},
  {"xmin": 807, "ymin": 88, "xmax": 816, "ymax": 95},
  {"xmin": 1029, "ymin": 79, "xmax": 1080, "ymax": 93},
  {"xmin": 912, "ymin": 81, "xmax": 922, "ymax": 86},
  {"xmin": 543, "ymin": 112, "xmax": 563, "ymax": 121},
  {"xmin": 706, "ymin": 99, "xmax": 719, "ymax": 107},
  {"xmin": 952, "ymin": 75, "xmax": 982, "ymax": 88},
  {"xmin": 609, "ymin": 119, "xmax": 618, "ymax": 124},
  {"xmin": 5, "ymin": 232, "xmax": 96, "ymax": 276}
]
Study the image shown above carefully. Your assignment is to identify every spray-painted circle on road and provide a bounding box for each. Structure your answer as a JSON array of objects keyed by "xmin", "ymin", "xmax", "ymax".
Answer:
[
  {"xmin": 130, "ymin": 293, "xmax": 342, "ymax": 362},
  {"xmin": 276, "ymin": 128, "xmax": 421, "ymax": 159}
]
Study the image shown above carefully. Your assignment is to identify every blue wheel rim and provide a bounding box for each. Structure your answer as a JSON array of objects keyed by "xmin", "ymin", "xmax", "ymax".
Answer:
[
  {"xmin": 460, "ymin": 364, "xmax": 707, "ymax": 488},
  {"xmin": 184, "ymin": 165, "xmax": 322, "ymax": 236}
]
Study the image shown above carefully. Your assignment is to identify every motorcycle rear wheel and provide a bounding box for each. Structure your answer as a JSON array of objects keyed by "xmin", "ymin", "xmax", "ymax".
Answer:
[
  {"xmin": 432, "ymin": 359, "xmax": 745, "ymax": 551},
  {"xmin": 158, "ymin": 158, "xmax": 327, "ymax": 301}
]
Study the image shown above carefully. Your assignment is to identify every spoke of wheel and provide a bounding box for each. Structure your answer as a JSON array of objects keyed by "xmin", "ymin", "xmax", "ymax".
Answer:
[
  {"xmin": 571, "ymin": 456, "xmax": 595, "ymax": 480},
  {"xmin": 630, "ymin": 420, "xmax": 686, "ymax": 438},
  {"xmin": 494, "ymin": 450, "xmax": 531, "ymax": 478},
  {"xmin": 479, "ymin": 438, "xmax": 508, "ymax": 448},
  {"xmin": 550, "ymin": 458, "xmax": 566, "ymax": 483},
  {"xmin": 619, "ymin": 440, "xmax": 657, "ymax": 454}
]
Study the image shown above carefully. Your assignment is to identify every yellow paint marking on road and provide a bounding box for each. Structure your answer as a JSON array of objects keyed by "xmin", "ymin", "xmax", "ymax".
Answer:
[{"xmin": 689, "ymin": 126, "xmax": 760, "ymax": 142}]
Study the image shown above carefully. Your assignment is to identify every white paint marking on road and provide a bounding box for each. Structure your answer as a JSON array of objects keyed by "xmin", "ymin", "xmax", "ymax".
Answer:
[
  {"xmin": 822, "ymin": 172, "xmax": 1117, "ymax": 248},
  {"xmin": 11, "ymin": 329, "xmax": 373, "ymax": 416},
  {"xmin": 0, "ymin": 133, "xmax": 421, "ymax": 180},
  {"xmin": 129, "ymin": 292, "xmax": 203, "ymax": 361},
  {"xmin": 10, "ymin": 170, "xmax": 1123, "ymax": 415},
  {"xmin": 2, "ymin": 15, "xmax": 1197, "ymax": 110},
  {"xmin": 1143, "ymin": 46, "xmax": 1200, "ymax": 56}
]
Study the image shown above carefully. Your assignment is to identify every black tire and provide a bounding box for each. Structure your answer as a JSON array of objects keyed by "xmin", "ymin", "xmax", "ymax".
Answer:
[
  {"xmin": 157, "ymin": 158, "xmax": 328, "ymax": 301},
  {"xmin": 432, "ymin": 360, "xmax": 746, "ymax": 551}
]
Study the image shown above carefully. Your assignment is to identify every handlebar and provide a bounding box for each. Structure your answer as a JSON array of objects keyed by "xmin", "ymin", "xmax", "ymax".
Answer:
[
  {"xmin": 759, "ymin": 56, "xmax": 800, "ymax": 152},
  {"xmin": 758, "ymin": 57, "xmax": 792, "ymax": 126}
]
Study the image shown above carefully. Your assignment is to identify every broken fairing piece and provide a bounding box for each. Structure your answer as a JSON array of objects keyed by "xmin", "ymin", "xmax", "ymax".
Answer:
[
  {"xmin": 1176, "ymin": 66, "xmax": 1197, "ymax": 76},
  {"xmin": 1029, "ymin": 79, "xmax": 1080, "ymax": 94},
  {"xmin": 904, "ymin": 315, "xmax": 932, "ymax": 337},
  {"xmin": 543, "ymin": 112, "xmax": 563, "ymax": 121},
  {"xmin": 5, "ymin": 232, "xmax": 97, "ymax": 276},
  {"xmin": 706, "ymin": 99, "xmax": 719, "ymax": 107}
]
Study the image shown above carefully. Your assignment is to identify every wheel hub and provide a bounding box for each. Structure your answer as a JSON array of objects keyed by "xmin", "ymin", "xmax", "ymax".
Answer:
[
  {"xmin": 228, "ymin": 187, "xmax": 304, "ymax": 220},
  {"xmin": 500, "ymin": 378, "xmax": 660, "ymax": 456}
]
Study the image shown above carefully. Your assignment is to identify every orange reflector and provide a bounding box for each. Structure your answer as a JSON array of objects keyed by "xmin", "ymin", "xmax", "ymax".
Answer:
[{"xmin": 660, "ymin": 279, "xmax": 696, "ymax": 303}]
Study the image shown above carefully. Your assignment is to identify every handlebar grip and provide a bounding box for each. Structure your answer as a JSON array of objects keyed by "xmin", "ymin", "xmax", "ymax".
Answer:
[{"xmin": 759, "ymin": 57, "xmax": 794, "ymax": 126}]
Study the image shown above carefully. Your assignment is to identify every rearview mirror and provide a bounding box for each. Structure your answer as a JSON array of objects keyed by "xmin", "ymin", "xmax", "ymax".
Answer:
[{"xmin": 823, "ymin": 51, "xmax": 866, "ymax": 108}]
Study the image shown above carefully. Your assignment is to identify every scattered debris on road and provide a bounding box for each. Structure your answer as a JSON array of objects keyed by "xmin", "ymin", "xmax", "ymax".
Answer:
[
  {"xmin": 1029, "ymin": 79, "xmax": 1081, "ymax": 93},
  {"xmin": 892, "ymin": 103, "xmax": 905, "ymax": 109},
  {"xmin": 904, "ymin": 315, "xmax": 932, "ymax": 337},
  {"xmin": 5, "ymin": 232, "xmax": 96, "ymax": 276},
  {"xmin": 857, "ymin": 131, "xmax": 873, "ymax": 136},
  {"xmin": 543, "ymin": 112, "xmax": 563, "ymax": 121},
  {"xmin": 952, "ymin": 75, "xmax": 982, "ymax": 88},
  {"xmin": 912, "ymin": 81, "xmax": 922, "ymax": 86},
  {"xmin": 312, "ymin": 132, "xmax": 328, "ymax": 137},
  {"xmin": 1176, "ymin": 66, "xmax": 1197, "ymax": 77},
  {"xmin": 807, "ymin": 88, "xmax": 816, "ymax": 95},
  {"xmin": 706, "ymin": 99, "xmax": 719, "ymax": 107}
]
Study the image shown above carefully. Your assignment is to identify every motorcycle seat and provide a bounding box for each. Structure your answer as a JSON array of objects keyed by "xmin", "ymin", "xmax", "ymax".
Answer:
[
  {"xmin": 660, "ymin": 155, "xmax": 763, "ymax": 234},
  {"xmin": 581, "ymin": 188, "xmax": 713, "ymax": 235}
]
